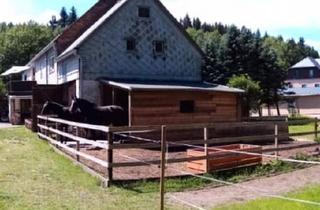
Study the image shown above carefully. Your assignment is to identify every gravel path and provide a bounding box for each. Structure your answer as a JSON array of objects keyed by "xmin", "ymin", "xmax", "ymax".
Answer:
[
  {"xmin": 0, "ymin": 123, "xmax": 17, "ymax": 129},
  {"xmin": 169, "ymin": 166, "xmax": 320, "ymax": 209}
]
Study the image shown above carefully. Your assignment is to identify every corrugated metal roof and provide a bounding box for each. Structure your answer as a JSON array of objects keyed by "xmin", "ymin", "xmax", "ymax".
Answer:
[
  {"xmin": 290, "ymin": 57, "xmax": 320, "ymax": 69},
  {"xmin": 283, "ymin": 87, "xmax": 320, "ymax": 97},
  {"xmin": 102, "ymin": 80, "xmax": 244, "ymax": 93},
  {"xmin": 1, "ymin": 66, "xmax": 30, "ymax": 77}
]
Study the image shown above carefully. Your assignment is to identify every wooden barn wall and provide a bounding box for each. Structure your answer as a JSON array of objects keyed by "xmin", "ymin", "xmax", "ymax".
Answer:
[{"xmin": 130, "ymin": 90, "xmax": 241, "ymax": 126}]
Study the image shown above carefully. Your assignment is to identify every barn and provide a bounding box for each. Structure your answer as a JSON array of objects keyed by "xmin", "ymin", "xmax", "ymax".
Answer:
[{"xmin": 2, "ymin": 0, "xmax": 244, "ymax": 129}]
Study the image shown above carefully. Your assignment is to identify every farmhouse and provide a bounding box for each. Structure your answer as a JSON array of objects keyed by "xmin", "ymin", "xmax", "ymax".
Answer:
[
  {"xmin": 262, "ymin": 57, "xmax": 320, "ymax": 117},
  {"xmin": 1, "ymin": 0, "xmax": 243, "ymax": 128}
]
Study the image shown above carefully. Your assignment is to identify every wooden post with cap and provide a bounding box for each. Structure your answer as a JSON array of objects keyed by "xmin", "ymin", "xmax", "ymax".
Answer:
[{"xmin": 160, "ymin": 125, "xmax": 167, "ymax": 210}]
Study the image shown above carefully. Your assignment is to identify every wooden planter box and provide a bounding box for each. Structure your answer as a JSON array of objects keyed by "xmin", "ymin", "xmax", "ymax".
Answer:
[{"xmin": 187, "ymin": 144, "xmax": 262, "ymax": 173}]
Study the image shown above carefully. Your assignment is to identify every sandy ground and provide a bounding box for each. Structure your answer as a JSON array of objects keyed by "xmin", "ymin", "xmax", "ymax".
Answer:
[
  {"xmin": 63, "ymin": 140, "xmax": 320, "ymax": 181},
  {"xmin": 169, "ymin": 165, "xmax": 320, "ymax": 209}
]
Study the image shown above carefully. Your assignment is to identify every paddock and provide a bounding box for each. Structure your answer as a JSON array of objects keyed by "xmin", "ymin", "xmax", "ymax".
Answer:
[{"xmin": 36, "ymin": 115, "xmax": 319, "ymax": 186}]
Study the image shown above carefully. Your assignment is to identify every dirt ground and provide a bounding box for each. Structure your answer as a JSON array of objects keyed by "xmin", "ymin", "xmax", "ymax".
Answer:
[
  {"xmin": 64, "ymin": 140, "xmax": 320, "ymax": 181},
  {"xmin": 168, "ymin": 165, "xmax": 320, "ymax": 209}
]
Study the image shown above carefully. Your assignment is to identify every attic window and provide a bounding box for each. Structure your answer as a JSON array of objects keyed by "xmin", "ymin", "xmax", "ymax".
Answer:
[
  {"xmin": 153, "ymin": 40, "xmax": 165, "ymax": 54},
  {"xmin": 126, "ymin": 39, "xmax": 136, "ymax": 51},
  {"xmin": 180, "ymin": 100, "xmax": 195, "ymax": 113},
  {"xmin": 138, "ymin": 7, "xmax": 150, "ymax": 18}
]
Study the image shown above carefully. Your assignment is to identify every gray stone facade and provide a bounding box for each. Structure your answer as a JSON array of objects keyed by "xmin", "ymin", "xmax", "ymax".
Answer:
[{"xmin": 78, "ymin": 0, "xmax": 202, "ymax": 82}]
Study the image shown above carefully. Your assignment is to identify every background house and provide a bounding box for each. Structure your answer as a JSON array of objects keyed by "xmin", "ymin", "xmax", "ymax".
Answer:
[
  {"xmin": 262, "ymin": 57, "xmax": 320, "ymax": 117},
  {"xmin": 2, "ymin": 0, "xmax": 244, "ymax": 128}
]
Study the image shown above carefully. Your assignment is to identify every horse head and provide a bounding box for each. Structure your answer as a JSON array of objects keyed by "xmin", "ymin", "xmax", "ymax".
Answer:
[
  {"xmin": 69, "ymin": 97, "xmax": 96, "ymax": 114},
  {"xmin": 41, "ymin": 101, "xmax": 51, "ymax": 115}
]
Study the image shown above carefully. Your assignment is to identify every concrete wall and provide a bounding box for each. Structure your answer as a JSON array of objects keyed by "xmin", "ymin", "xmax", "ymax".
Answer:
[{"xmin": 78, "ymin": 0, "xmax": 202, "ymax": 82}]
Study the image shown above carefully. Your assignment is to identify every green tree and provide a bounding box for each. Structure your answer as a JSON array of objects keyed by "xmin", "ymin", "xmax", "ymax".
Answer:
[
  {"xmin": 68, "ymin": 6, "xmax": 78, "ymax": 25},
  {"xmin": 0, "ymin": 22, "xmax": 56, "ymax": 73},
  {"xmin": 228, "ymin": 74, "xmax": 262, "ymax": 116},
  {"xmin": 59, "ymin": 7, "xmax": 69, "ymax": 28}
]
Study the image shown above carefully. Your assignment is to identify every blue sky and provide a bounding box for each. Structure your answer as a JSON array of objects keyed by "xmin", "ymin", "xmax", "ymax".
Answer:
[{"xmin": 1, "ymin": 0, "xmax": 320, "ymax": 51}]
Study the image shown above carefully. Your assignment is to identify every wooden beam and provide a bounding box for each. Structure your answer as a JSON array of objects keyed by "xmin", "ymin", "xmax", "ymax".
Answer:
[
  {"xmin": 160, "ymin": 125, "xmax": 166, "ymax": 210},
  {"xmin": 38, "ymin": 133, "xmax": 109, "ymax": 168}
]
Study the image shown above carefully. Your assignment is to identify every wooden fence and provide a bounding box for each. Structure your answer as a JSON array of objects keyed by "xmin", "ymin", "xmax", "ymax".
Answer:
[{"xmin": 37, "ymin": 115, "xmax": 319, "ymax": 186}]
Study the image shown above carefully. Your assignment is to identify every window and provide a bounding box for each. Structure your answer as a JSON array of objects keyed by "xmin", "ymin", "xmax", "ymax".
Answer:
[
  {"xmin": 309, "ymin": 69, "xmax": 314, "ymax": 78},
  {"xmin": 49, "ymin": 56, "xmax": 55, "ymax": 74},
  {"xmin": 138, "ymin": 7, "xmax": 150, "ymax": 18},
  {"xmin": 153, "ymin": 40, "xmax": 165, "ymax": 54},
  {"xmin": 180, "ymin": 100, "xmax": 195, "ymax": 113},
  {"xmin": 126, "ymin": 39, "xmax": 136, "ymax": 51},
  {"xmin": 302, "ymin": 84, "xmax": 307, "ymax": 88},
  {"xmin": 315, "ymin": 84, "xmax": 320, "ymax": 88},
  {"xmin": 288, "ymin": 83, "xmax": 293, "ymax": 88}
]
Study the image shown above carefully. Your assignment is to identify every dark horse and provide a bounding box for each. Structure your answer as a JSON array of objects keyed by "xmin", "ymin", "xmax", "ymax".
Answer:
[
  {"xmin": 69, "ymin": 97, "xmax": 128, "ymax": 126},
  {"xmin": 41, "ymin": 101, "xmax": 83, "ymax": 121},
  {"xmin": 41, "ymin": 101, "xmax": 85, "ymax": 142}
]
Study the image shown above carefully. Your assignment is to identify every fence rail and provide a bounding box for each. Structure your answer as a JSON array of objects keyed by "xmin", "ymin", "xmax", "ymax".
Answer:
[{"xmin": 37, "ymin": 115, "xmax": 319, "ymax": 187}]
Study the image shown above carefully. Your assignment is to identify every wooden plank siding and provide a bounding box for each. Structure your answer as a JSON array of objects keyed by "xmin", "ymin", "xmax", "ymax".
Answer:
[{"xmin": 130, "ymin": 90, "xmax": 241, "ymax": 126}]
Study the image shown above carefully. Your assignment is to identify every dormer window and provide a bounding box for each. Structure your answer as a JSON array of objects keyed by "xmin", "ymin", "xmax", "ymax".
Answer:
[
  {"xmin": 153, "ymin": 40, "xmax": 165, "ymax": 54},
  {"xmin": 302, "ymin": 84, "xmax": 307, "ymax": 88},
  {"xmin": 126, "ymin": 38, "xmax": 136, "ymax": 51},
  {"xmin": 138, "ymin": 7, "xmax": 150, "ymax": 18}
]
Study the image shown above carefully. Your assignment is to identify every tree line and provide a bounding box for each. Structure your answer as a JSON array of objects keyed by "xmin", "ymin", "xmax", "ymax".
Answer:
[{"xmin": 180, "ymin": 14, "xmax": 319, "ymax": 115}]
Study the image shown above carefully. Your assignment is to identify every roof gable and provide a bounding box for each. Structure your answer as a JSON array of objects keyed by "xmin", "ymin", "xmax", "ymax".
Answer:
[
  {"xmin": 58, "ymin": 0, "xmax": 204, "ymax": 59},
  {"xmin": 290, "ymin": 57, "xmax": 320, "ymax": 69},
  {"xmin": 55, "ymin": 0, "xmax": 118, "ymax": 55}
]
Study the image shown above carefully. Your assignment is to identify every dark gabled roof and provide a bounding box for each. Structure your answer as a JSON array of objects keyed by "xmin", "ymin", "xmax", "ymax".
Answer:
[{"xmin": 55, "ymin": 0, "xmax": 118, "ymax": 55}]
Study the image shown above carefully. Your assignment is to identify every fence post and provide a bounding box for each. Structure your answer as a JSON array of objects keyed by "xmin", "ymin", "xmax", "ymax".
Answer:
[
  {"xmin": 315, "ymin": 118, "xmax": 318, "ymax": 140},
  {"xmin": 55, "ymin": 122, "xmax": 59, "ymax": 142},
  {"xmin": 204, "ymin": 127, "xmax": 209, "ymax": 173},
  {"xmin": 275, "ymin": 124, "xmax": 279, "ymax": 160},
  {"xmin": 160, "ymin": 125, "xmax": 167, "ymax": 210},
  {"xmin": 76, "ymin": 127, "xmax": 80, "ymax": 162},
  {"xmin": 106, "ymin": 131, "xmax": 113, "ymax": 187}
]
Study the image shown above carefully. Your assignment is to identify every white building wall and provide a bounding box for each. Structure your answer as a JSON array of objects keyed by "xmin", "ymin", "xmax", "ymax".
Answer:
[
  {"xmin": 32, "ymin": 48, "xmax": 56, "ymax": 84},
  {"xmin": 22, "ymin": 69, "xmax": 33, "ymax": 81},
  {"xmin": 287, "ymin": 79, "xmax": 320, "ymax": 88},
  {"xmin": 34, "ymin": 53, "xmax": 47, "ymax": 84},
  {"xmin": 57, "ymin": 55, "xmax": 80, "ymax": 85}
]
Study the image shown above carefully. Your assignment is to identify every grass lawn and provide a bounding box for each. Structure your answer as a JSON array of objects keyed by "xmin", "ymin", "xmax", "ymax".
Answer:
[
  {"xmin": 1, "ymin": 127, "xmax": 319, "ymax": 210},
  {"xmin": 215, "ymin": 185, "xmax": 320, "ymax": 210},
  {"xmin": 289, "ymin": 123, "xmax": 315, "ymax": 134},
  {"xmin": 0, "ymin": 127, "xmax": 171, "ymax": 210}
]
